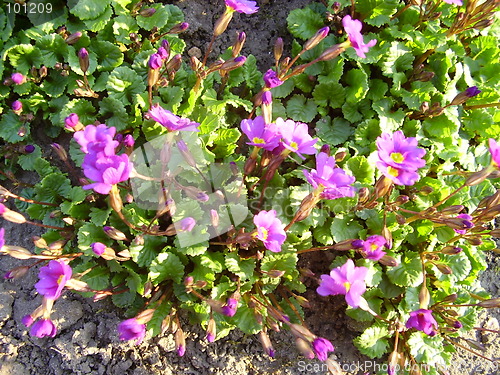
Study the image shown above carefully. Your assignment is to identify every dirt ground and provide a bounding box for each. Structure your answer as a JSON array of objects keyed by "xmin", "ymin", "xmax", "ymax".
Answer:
[{"xmin": 1, "ymin": 1, "xmax": 499, "ymax": 374}]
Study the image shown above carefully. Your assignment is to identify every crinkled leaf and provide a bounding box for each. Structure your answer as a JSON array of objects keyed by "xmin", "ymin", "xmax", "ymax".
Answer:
[
  {"xmin": 98, "ymin": 97, "xmax": 128, "ymax": 131},
  {"xmin": 331, "ymin": 215, "xmax": 364, "ymax": 242},
  {"xmin": 92, "ymin": 40, "xmax": 124, "ymax": 71},
  {"xmin": 312, "ymin": 82, "xmax": 345, "ymax": 111},
  {"xmin": 0, "ymin": 112, "xmax": 28, "ymax": 143},
  {"xmin": 136, "ymin": 4, "xmax": 171, "ymax": 31},
  {"xmin": 286, "ymin": 94, "xmax": 318, "ymax": 123},
  {"xmin": 345, "ymin": 68, "xmax": 369, "ymax": 104},
  {"xmin": 354, "ymin": 325, "xmax": 390, "ymax": 358},
  {"xmin": 7, "ymin": 44, "xmax": 42, "ymax": 72},
  {"xmin": 107, "ymin": 66, "xmax": 147, "ymax": 105},
  {"xmin": 113, "ymin": 15, "xmax": 139, "ymax": 44},
  {"xmin": 225, "ymin": 253, "xmax": 256, "ymax": 281},
  {"xmin": 36, "ymin": 34, "xmax": 69, "ymax": 67},
  {"xmin": 70, "ymin": 0, "xmax": 111, "ymax": 20},
  {"xmin": 346, "ymin": 155, "xmax": 375, "ymax": 185},
  {"xmin": 315, "ymin": 116, "xmax": 353, "ymax": 146},
  {"xmin": 149, "ymin": 251, "xmax": 184, "ymax": 284},
  {"xmin": 387, "ymin": 253, "xmax": 424, "ymax": 287},
  {"xmin": 356, "ymin": 0, "xmax": 399, "ymax": 26},
  {"xmin": 287, "ymin": 7, "xmax": 324, "ymax": 40}
]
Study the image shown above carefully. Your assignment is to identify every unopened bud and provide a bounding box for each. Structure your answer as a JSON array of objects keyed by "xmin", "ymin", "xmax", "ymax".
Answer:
[
  {"xmin": 295, "ymin": 337, "xmax": 315, "ymax": 359},
  {"xmin": 419, "ymin": 286, "xmax": 430, "ymax": 309},
  {"xmin": 395, "ymin": 195, "xmax": 410, "ymax": 205},
  {"xmin": 318, "ymin": 44, "xmax": 345, "ymax": 61},
  {"xmin": 259, "ymin": 330, "xmax": 275, "ymax": 358},
  {"xmin": 39, "ymin": 66, "xmax": 48, "ymax": 78},
  {"xmin": 65, "ymin": 31, "xmax": 82, "ymax": 45},
  {"xmin": 274, "ymin": 37, "xmax": 284, "ymax": 63},
  {"xmin": 332, "ymin": 239, "xmax": 356, "ymax": 251},
  {"xmin": 51, "ymin": 143, "xmax": 68, "ymax": 162},
  {"xmin": 165, "ymin": 54, "xmax": 182, "ymax": 72},
  {"xmin": 478, "ymin": 298, "xmax": 500, "ymax": 308},
  {"xmin": 2, "ymin": 246, "xmax": 33, "ymax": 259},
  {"xmin": 103, "ymin": 226, "xmax": 128, "ymax": 241},
  {"xmin": 334, "ymin": 151, "xmax": 346, "ymax": 162},
  {"xmin": 465, "ymin": 167, "xmax": 493, "ymax": 186},
  {"xmin": 304, "ymin": 27, "xmax": 330, "ymax": 51},
  {"xmin": 378, "ymin": 255, "xmax": 398, "ymax": 267},
  {"xmin": 294, "ymin": 295, "xmax": 311, "ymax": 308},
  {"xmin": 442, "ymin": 293, "xmax": 458, "ymax": 304},
  {"xmin": 244, "ymin": 156, "xmax": 257, "ymax": 175},
  {"xmin": 374, "ymin": 176, "xmax": 393, "ymax": 199},
  {"xmin": 232, "ymin": 31, "xmax": 246, "ymax": 57},
  {"xmin": 169, "ymin": 22, "xmax": 189, "ymax": 34},
  {"xmin": 467, "ymin": 237, "xmax": 483, "ymax": 246},
  {"xmin": 436, "ymin": 263, "xmax": 452, "ymax": 274},
  {"xmin": 420, "ymin": 186, "xmax": 434, "ymax": 195},
  {"xmin": 2, "ymin": 209, "xmax": 27, "ymax": 224},
  {"xmin": 440, "ymin": 205, "xmax": 465, "ymax": 215},
  {"xmin": 220, "ymin": 56, "xmax": 247, "ymax": 71},
  {"xmin": 4, "ymin": 266, "xmax": 29, "ymax": 280},
  {"xmin": 441, "ymin": 246, "xmax": 463, "ymax": 255},
  {"xmin": 474, "ymin": 17, "xmax": 494, "ymax": 30},
  {"xmin": 139, "ymin": 8, "xmax": 156, "ymax": 17},
  {"xmin": 214, "ymin": 10, "xmax": 233, "ymax": 37},
  {"xmin": 206, "ymin": 316, "xmax": 216, "ymax": 342},
  {"xmin": 78, "ymin": 48, "xmax": 89, "ymax": 73},
  {"xmin": 265, "ymin": 269, "xmax": 285, "ymax": 278}
]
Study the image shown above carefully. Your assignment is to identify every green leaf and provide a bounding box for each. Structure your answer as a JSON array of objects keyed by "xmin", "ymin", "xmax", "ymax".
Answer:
[
  {"xmin": 129, "ymin": 235, "xmax": 167, "ymax": 268},
  {"xmin": 211, "ymin": 129, "xmax": 241, "ymax": 158},
  {"xmin": 89, "ymin": 207, "xmax": 112, "ymax": 227},
  {"xmin": 18, "ymin": 146, "xmax": 42, "ymax": 171},
  {"xmin": 346, "ymin": 155, "xmax": 375, "ymax": 185},
  {"xmin": 313, "ymin": 221, "xmax": 334, "ymax": 245},
  {"xmin": 234, "ymin": 301, "xmax": 261, "ymax": 334},
  {"xmin": 112, "ymin": 290, "xmax": 137, "ymax": 308},
  {"xmin": 315, "ymin": 116, "xmax": 353, "ymax": 146},
  {"xmin": 83, "ymin": 266, "xmax": 110, "ymax": 290},
  {"xmin": 225, "ymin": 253, "xmax": 256, "ymax": 281},
  {"xmin": 136, "ymin": 4, "xmax": 171, "ymax": 31},
  {"xmin": 381, "ymin": 41, "xmax": 414, "ymax": 79},
  {"xmin": 58, "ymin": 99, "xmax": 96, "ymax": 128},
  {"xmin": 149, "ymin": 251, "xmax": 184, "ymax": 284},
  {"xmin": 36, "ymin": 34, "xmax": 69, "ymax": 68},
  {"xmin": 312, "ymin": 82, "xmax": 345, "ymax": 110},
  {"xmin": 0, "ymin": 112, "xmax": 28, "ymax": 143},
  {"xmin": 344, "ymin": 68, "xmax": 369, "ymax": 104},
  {"xmin": 77, "ymin": 223, "xmax": 110, "ymax": 250},
  {"xmin": 98, "ymin": 97, "xmax": 128, "ymax": 131},
  {"xmin": 331, "ymin": 215, "xmax": 364, "ymax": 242},
  {"xmin": 261, "ymin": 252, "xmax": 298, "ymax": 276},
  {"xmin": 92, "ymin": 40, "xmax": 124, "ymax": 71},
  {"xmin": 37, "ymin": 173, "xmax": 72, "ymax": 202},
  {"xmin": 148, "ymin": 300, "xmax": 172, "ymax": 337},
  {"xmin": 357, "ymin": 0, "xmax": 399, "ymax": 26},
  {"xmin": 354, "ymin": 325, "xmax": 390, "ymax": 358},
  {"xmin": 271, "ymin": 79, "xmax": 294, "ymax": 98},
  {"xmin": 7, "ymin": 44, "xmax": 42, "ymax": 72},
  {"xmin": 107, "ymin": 66, "xmax": 147, "ymax": 105},
  {"xmin": 112, "ymin": 15, "xmax": 139, "ymax": 44},
  {"xmin": 287, "ymin": 7, "xmax": 325, "ymax": 39},
  {"xmin": 407, "ymin": 332, "xmax": 450, "ymax": 367},
  {"xmin": 70, "ymin": 0, "xmax": 111, "ymax": 20},
  {"xmin": 286, "ymin": 95, "xmax": 318, "ymax": 123},
  {"xmin": 387, "ymin": 253, "xmax": 424, "ymax": 287}
]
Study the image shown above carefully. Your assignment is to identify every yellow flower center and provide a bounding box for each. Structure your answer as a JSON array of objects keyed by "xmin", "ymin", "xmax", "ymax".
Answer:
[
  {"xmin": 387, "ymin": 166, "xmax": 399, "ymax": 177},
  {"xmin": 370, "ymin": 243, "xmax": 379, "ymax": 251},
  {"xmin": 390, "ymin": 152, "xmax": 405, "ymax": 163},
  {"xmin": 290, "ymin": 141, "xmax": 298, "ymax": 150},
  {"xmin": 57, "ymin": 274, "xmax": 65, "ymax": 285},
  {"xmin": 259, "ymin": 227, "xmax": 269, "ymax": 240},
  {"xmin": 252, "ymin": 137, "xmax": 265, "ymax": 144},
  {"xmin": 344, "ymin": 282, "xmax": 351, "ymax": 292}
]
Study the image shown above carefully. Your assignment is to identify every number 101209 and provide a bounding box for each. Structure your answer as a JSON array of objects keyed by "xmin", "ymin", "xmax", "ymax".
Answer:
[{"xmin": 6, "ymin": 2, "xmax": 53, "ymax": 14}]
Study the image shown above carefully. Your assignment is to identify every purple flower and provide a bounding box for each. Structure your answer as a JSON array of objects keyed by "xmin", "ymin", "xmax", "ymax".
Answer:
[
  {"xmin": 22, "ymin": 314, "xmax": 34, "ymax": 327},
  {"xmin": 148, "ymin": 53, "xmax": 163, "ymax": 69},
  {"xmin": 465, "ymin": 86, "xmax": 481, "ymax": 97},
  {"xmin": 263, "ymin": 69, "xmax": 283, "ymax": 89},
  {"xmin": 222, "ymin": 298, "xmax": 238, "ymax": 317},
  {"xmin": 11, "ymin": 73, "xmax": 26, "ymax": 85},
  {"xmin": 157, "ymin": 46, "xmax": 169, "ymax": 60},
  {"xmin": 453, "ymin": 213, "xmax": 474, "ymax": 235},
  {"xmin": 361, "ymin": 235, "xmax": 387, "ymax": 261},
  {"xmin": 443, "ymin": 0, "xmax": 462, "ymax": 5},
  {"xmin": 25, "ymin": 145, "xmax": 35, "ymax": 153},
  {"xmin": 317, "ymin": 259, "xmax": 368, "ymax": 308},
  {"xmin": 406, "ymin": 309, "xmax": 438, "ymax": 336},
  {"xmin": 240, "ymin": 116, "xmax": 281, "ymax": 151},
  {"xmin": 12, "ymin": 100, "xmax": 22, "ymax": 112},
  {"xmin": 262, "ymin": 91, "xmax": 272, "ymax": 105},
  {"xmin": 118, "ymin": 318, "xmax": 146, "ymax": 345},
  {"xmin": 65, "ymin": 113, "xmax": 80, "ymax": 129},
  {"xmin": 123, "ymin": 134, "xmax": 135, "ymax": 148},
  {"xmin": 276, "ymin": 118, "xmax": 318, "ymax": 159},
  {"xmin": 375, "ymin": 131, "xmax": 426, "ymax": 186},
  {"xmin": 0, "ymin": 228, "xmax": 4, "ymax": 250},
  {"xmin": 303, "ymin": 152, "xmax": 356, "ymax": 200},
  {"xmin": 225, "ymin": 0, "xmax": 258, "ymax": 14},
  {"xmin": 312, "ymin": 337, "xmax": 335, "ymax": 361},
  {"xmin": 342, "ymin": 15, "xmax": 377, "ymax": 58},
  {"xmin": 253, "ymin": 210, "xmax": 287, "ymax": 252},
  {"xmin": 179, "ymin": 217, "xmax": 196, "ymax": 232},
  {"xmin": 34, "ymin": 260, "xmax": 72, "ymax": 300},
  {"xmin": 148, "ymin": 105, "xmax": 200, "ymax": 132},
  {"xmin": 91, "ymin": 242, "xmax": 106, "ymax": 256},
  {"xmin": 82, "ymin": 153, "xmax": 132, "ymax": 194},
  {"xmin": 488, "ymin": 138, "xmax": 500, "ymax": 167},
  {"xmin": 74, "ymin": 124, "xmax": 118, "ymax": 156},
  {"xmin": 30, "ymin": 319, "xmax": 57, "ymax": 338}
]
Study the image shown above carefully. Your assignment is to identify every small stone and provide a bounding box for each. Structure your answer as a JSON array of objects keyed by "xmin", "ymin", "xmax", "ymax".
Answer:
[
  {"xmin": 0, "ymin": 284, "xmax": 14, "ymax": 322},
  {"xmin": 188, "ymin": 47, "xmax": 202, "ymax": 58}
]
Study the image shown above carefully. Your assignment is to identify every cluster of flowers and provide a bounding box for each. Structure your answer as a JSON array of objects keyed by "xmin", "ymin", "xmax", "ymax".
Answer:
[{"xmin": 71, "ymin": 117, "xmax": 134, "ymax": 195}]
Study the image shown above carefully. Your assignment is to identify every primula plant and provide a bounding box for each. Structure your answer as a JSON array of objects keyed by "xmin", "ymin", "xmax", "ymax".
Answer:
[{"xmin": 1, "ymin": 0, "xmax": 500, "ymax": 374}]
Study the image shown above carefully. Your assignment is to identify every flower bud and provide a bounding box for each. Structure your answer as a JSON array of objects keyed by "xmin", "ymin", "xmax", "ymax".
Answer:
[
  {"xmin": 12, "ymin": 100, "xmax": 22, "ymax": 114},
  {"xmin": 168, "ymin": 22, "xmax": 189, "ymax": 34},
  {"xmin": 441, "ymin": 246, "xmax": 463, "ymax": 255},
  {"xmin": 295, "ymin": 337, "xmax": 315, "ymax": 359},
  {"xmin": 232, "ymin": 31, "xmax": 246, "ymax": 57},
  {"xmin": 51, "ymin": 143, "xmax": 68, "ymax": 162},
  {"xmin": 467, "ymin": 237, "xmax": 482, "ymax": 246},
  {"xmin": 175, "ymin": 327, "xmax": 186, "ymax": 356},
  {"xmin": 265, "ymin": 269, "xmax": 285, "ymax": 278},
  {"xmin": 39, "ymin": 66, "xmax": 48, "ymax": 78},
  {"xmin": 450, "ymin": 86, "xmax": 481, "ymax": 106},
  {"xmin": 139, "ymin": 8, "xmax": 156, "ymax": 17},
  {"xmin": 419, "ymin": 286, "xmax": 430, "ymax": 309},
  {"xmin": 334, "ymin": 151, "xmax": 346, "ymax": 162},
  {"xmin": 440, "ymin": 205, "xmax": 465, "ymax": 215},
  {"xmin": 165, "ymin": 54, "xmax": 182, "ymax": 72},
  {"xmin": 2, "ymin": 209, "xmax": 27, "ymax": 224},
  {"xmin": 465, "ymin": 166, "xmax": 493, "ymax": 186},
  {"xmin": 274, "ymin": 37, "xmax": 284, "ymax": 64},
  {"xmin": 318, "ymin": 44, "xmax": 345, "ymax": 61},
  {"xmin": 78, "ymin": 48, "xmax": 89, "ymax": 73},
  {"xmin": 474, "ymin": 17, "xmax": 494, "ymax": 30},
  {"xmin": 11, "ymin": 73, "xmax": 26, "ymax": 85},
  {"xmin": 378, "ymin": 255, "xmax": 398, "ymax": 267},
  {"xmin": 4, "ymin": 266, "xmax": 29, "ymax": 280},
  {"xmin": 220, "ymin": 56, "xmax": 247, "ymax": 71},
  {"xmin": 103, "ymin": 226, "xmax": 128, "ymax": 241},
  {"xmin": 214, "ymin": 10, "xmax": 234, "ymax": 37},
  {"xmin": 259, "ymin": 330, "xmax": 275, "ymax": 358},
  {"xmin": 206, "ymin": 316, "xmax": 216, "ymax": 342},
  {"xmin": 442, "ymin": 293, "xmax": 457, "ymax": 304},
  {"xmin": 374, "ymin": 176, "xmax": 393, "ymax": 199},
  {"xmin": 2, "ymin": 245, "xmax": 33, "ymax": 259},
  {"xmin": 436, "ymin": 263, "xmax": 453, "ymax": 274},
  {"xmin": 304, "ymin": 27, "xmax": 330, "ymax": 51},
  {"xmin": 65, "ymin": 32, "xmax": 82, "ymax": 45},
  {"xmin": 478, "ymin": 298, "xmax": 500, "ymax": 308}
]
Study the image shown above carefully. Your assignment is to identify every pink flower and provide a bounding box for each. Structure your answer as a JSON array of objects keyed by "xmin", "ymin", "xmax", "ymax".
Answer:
[
  {"xmin": 11, "ymin": 73, "xmax": 26, "ymax": 85},
  {"xmin": 253, "ymin": 210, "xmax": 287, "ymax": 252},
  {"xmin": 65, "ymin": 113, "xmax": 80, "ymax": 129},
  {"xmin": 34, "ymin": 260, "xmax": 72, "ymax": 300},
  {"xmin": 221, "ymin": 298, "xmax": 238, "ymax": 317},
  {"xmin": 303, "ymin": 152, "xmax": 356, "ymax": 200},
  {"xmin": 453, "ymin": 213, "xmax": 474, "ymax": 235},
  {"xmin": 489, "ymin": 138, "xmax": 500, "ymax": 168},
  {"xmin": 0, "ymin": 228, "xmax": 4, "ymax": 250},
  {"xmin": 317, "ymin": 259, "xmax": 368, "ymax": 308},
  {"xmin": 148, "ymin": 105, "xmax": 200, "ymax": 132},
  {"xmin": 342, "ymin": 15, "xmax": 377, "ymax": 58},
  {"xmin": 263, "ymin": 69, "xmax": 283, "ymax": 88},
  {"xmin": 240, "ymin": 116, "xmax": 281, "ymax": 151},
  {"xmin": 179, "ymin": 217, "xmax": 196, "ymax": 232},
  {"xmin": 118, "ymin": 318, "xmax": 146, "ymax": 345},
  {"xmin": 375, "ymin": 131, "xmax": 426, "ymax": 186},
  {"xmin": 30, "ymin": 319, "xmax": 57, "ymax": 338},
  {"xmin": 225, "ymin": 0, "xmax": 258, "ymax": 14},
  {"xmin": 406, "ymin": 309, "xmax": 438, "ymax": 336},
  {"xmin": 82, "ymin": 153, "xmax": 132, "ymax": 194},
  {"xmin": 443, "ymin": 0, "xmax": 462, "ymax": 5},
  {"xmin": 74, "ymin": 124, "xmax": 118, "ymax": 156},
  {"xmin": 312, "ymin": 337, "xmax": 334, "ymax": 361},
  {"xmin": 276, "ymin": 118, "xmax": 318, "ymax": 159},
  {"xmin": 91, "ymin": 242, "xmax": 106, "ymax": 256},
  {"xmin": 148, "ymin": 53, "xmax": 163, "ymax": 69},
  {"xmin": 12, "ymin": 100, "xmax": 22, "ymax": 112},
  {"xmin": 361, "ymin": 235, "xmax": 387, "ymax": 261}
]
